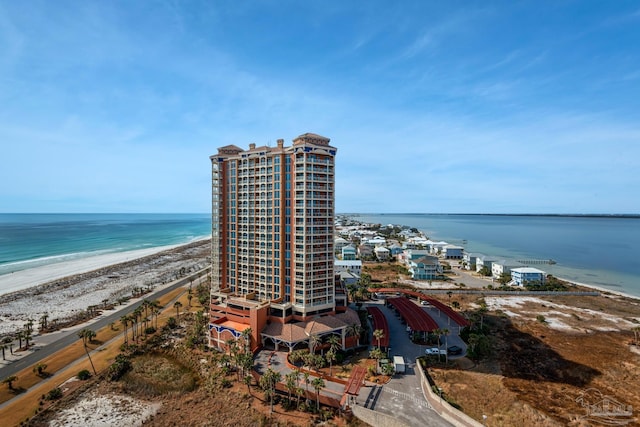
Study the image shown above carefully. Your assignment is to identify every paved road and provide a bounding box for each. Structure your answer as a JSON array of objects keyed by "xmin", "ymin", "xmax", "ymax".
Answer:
[
  {"xmin": 0, "ymin": 270, "xmax": 207, "ymax": 380},
  {"xmin": 358, "ymin": 300, "xmax": 453, "ymax": 427}
]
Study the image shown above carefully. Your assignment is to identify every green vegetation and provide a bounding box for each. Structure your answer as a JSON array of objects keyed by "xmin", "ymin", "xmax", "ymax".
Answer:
[
  {"xmin": 77, "ymin": 370, "xmax": 92, "ymax": 380},
  {"xmin": 122, "ymin": 353, "xmax": 197, "ymax": 396},
  {"xmin": 45, "ymin": 388, "xmax": 62, "ymax": 401},
  {"xmin": 525, "ymin": 275, "xmax": 569, "ymax": 291}
]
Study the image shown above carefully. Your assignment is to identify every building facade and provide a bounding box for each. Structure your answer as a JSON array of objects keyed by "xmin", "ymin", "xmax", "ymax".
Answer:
[
  {"xmin": 511, "ymin": 267, "xmax": 546, "ymax": 286},
  {"xmin": 209, "ymin": 133, "xmax": 342, "ymax": 350}
]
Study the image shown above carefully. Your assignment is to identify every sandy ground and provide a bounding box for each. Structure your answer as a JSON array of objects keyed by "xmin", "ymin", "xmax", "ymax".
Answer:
[
  {"xmin": 0, "ymin": 244, "xmax": 187, "ymax": 296},
  {"xmin": 483, "ymin": 295, "xmax": 640, "ymax": 332},
  {"xmin": 0, "ymin": 240, "xmax": 210, "ymax": 337},
  {"xmin": 48, "ymin": 388, "xmax": 161, "ymax": 427}
]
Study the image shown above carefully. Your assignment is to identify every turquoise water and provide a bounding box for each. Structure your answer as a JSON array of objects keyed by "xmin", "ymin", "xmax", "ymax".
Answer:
[
  {"xmin": 355, "ymin": 214, "xmax": 640, "ymax": 297},
  {"xmin": 0, "ymin": 213, "xmax": 211, "ymax": 276}
]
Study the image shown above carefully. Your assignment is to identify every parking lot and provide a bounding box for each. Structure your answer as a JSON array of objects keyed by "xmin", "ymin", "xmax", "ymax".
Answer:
[{"xmin": 356, "ymin": 298, "xmax": 463, "ymax": 427}]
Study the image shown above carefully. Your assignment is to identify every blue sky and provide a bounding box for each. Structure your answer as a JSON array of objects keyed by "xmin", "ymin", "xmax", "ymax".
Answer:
[{"xmin": 1, "ymin": 1, "xmax": 639, "ymax": 214}]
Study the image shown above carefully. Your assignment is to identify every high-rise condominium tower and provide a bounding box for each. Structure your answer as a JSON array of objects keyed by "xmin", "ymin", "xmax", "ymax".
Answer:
[{"xmin": 210, "ymin": 133, "xmax": 337, "ymax": 322}]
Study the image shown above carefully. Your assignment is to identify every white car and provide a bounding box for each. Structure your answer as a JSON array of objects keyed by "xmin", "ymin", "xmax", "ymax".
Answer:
[
  {"xmin": 425, "ymin": 347, "xmax": 439, "ymax": 355},
  {"xmin": 420, "ymin": 300, "xmax": 431, "ymax": 306}
]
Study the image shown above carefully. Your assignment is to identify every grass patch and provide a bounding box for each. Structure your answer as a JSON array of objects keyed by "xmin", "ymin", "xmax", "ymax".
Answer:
[{"xmin": 122, "ymin": 353, "xmax": 197, "ymax": 396}]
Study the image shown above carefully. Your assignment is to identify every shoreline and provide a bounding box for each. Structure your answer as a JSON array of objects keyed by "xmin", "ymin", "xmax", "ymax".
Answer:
[
  {"xmin": 559, "ymin": 276, "xmax": 640, "ymax": 302},
  {"xmin": 0, "ymin": 238, "xmax": 209, "ymax": 298},
  {"xmin": 0, "ymin": 239, "xmax": 211, "ymax": 336}
]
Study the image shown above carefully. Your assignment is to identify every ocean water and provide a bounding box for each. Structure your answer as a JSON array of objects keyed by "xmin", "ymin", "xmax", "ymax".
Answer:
[
  {"xmin": 356, "ymin": 214, "xmax": 640, "ymax": 298},
  {"xmin": 0, "ymin": 213, "xmax": 211, "ymax": 276}
]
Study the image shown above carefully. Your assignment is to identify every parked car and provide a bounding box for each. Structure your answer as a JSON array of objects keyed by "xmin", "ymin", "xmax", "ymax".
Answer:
[
  {"xmin": 420, "ymin": 300, "xmax": 431, "ymax": 306},
  {"xmin": 425, "ymin": 348, "xmax": 439, "ymax": 355},
  {"xmin": 447, "ymin": 345, "xmax": 463, "ymax": 355}
]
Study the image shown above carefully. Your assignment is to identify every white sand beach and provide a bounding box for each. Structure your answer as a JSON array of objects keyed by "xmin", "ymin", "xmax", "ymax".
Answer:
[
  {"xmin": 0, "ymin": 244, "xmax": 182, "ymax": 297},
  {"xmin": 0, "ymin": 240, "xmax": 210, "ymax": 337}
]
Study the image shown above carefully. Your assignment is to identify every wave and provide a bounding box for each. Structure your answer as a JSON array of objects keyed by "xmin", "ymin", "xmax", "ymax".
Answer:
[{"xmin": 0, "ymin": 248, "xmax": 123, "ymax": 275}]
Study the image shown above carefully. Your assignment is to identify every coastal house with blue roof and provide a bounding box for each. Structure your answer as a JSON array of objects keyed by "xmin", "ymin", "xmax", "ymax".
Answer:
[{"xmin": 389, "ymin": 244, "xmax": 404, "ymax": 256}]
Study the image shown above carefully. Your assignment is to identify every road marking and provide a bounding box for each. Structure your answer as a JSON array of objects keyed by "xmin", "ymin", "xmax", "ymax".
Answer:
[{"xmin": 382, "ymin": 386, "xmax": 432, "ymax": 409}]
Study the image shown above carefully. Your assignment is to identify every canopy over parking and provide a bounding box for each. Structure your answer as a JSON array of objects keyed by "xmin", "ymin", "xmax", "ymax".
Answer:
[
  {"xmin": 388, "ymin": 297, "xmax": 439, "ymax": 333},
  {"xmin": 366, "ymin": 306, "xmax": 390, "ymax": 348}
]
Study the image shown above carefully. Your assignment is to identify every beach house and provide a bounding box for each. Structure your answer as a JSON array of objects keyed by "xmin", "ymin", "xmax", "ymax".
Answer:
[
  {"xmin": 341, "ymin": 244, "xmax": 357, "ymax": 260},
  {"xmin": 492, "ymin": 260, "xmax": 523, "ymax": 279},
  {"xmin": 334, "ymin": 259, "xmax": 362, "ymax": 275},
  {"xmin": 442, "ymin": 244, "xmax": 464, "ymax": 259},
  {"xmin": 334, "ymin": 237, "xmax": 350, "ymax": 253},
  {"xmin": 409, "ymin": 255, "xmax": 442, "ymax": 280},
  {"xmin": 511, "ymin": 267, "xmax": 546, "ymax": 286},
  {"xmin": 463, "ymin": 252, "xmax": 481, "ymax": 270},
  {"xmin": 476, "ymin": 255, "xmax": 498, "ymax": 273},
  {"xmin": 374, "ymin": 246, "xmax": 390, "ymax": 261}
]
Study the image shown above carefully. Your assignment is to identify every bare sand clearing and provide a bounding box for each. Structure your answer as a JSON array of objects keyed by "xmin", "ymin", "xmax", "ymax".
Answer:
[
  {"xmin": 0, "ymin": 240, "xmax": 210, "ymax": 336},
  {"xmin": 483, "ymin": 295, "xmax": 640, "ymax": 332},
  {"xmin": 48, "ymin": 389, "xmax": 161, "ymax": 427}
]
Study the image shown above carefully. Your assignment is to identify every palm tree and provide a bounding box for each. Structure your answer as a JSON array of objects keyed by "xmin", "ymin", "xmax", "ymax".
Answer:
[
  {"xmin": 153, "ymin": 308, "xmax": 160, "ymax": 330},
  {"xmin": 23, "ymin": 327, "xmax": 32, "ymax": 349},
  {"xmin": 303, "ymin": 371, "xmax": 311, "ymax": 398},
  {"xmin": 32, "ymin": 363, "xmax": 47, "ymax": 377},
  {"xmin": 1, "ymin": 344, "xmax": 5, "ymax": 361},
  {"xmin": 241, "ymin": 327, "xmax": 253, "ymax": 353},
  {"xmin": 442, "ymin": 328, "xmax": 450, "ymax": 363},
  {"xmin": 327, "ymin": 334, "xmax": 341, "ymax": 353},
  {"xmin": 373, "ymin": 329, "xmax": 385, "ymax": 350},
  {"xmin": 120, "ymin": 315, "xmax": 129, "ymax": 344},
  {"xmin": 326, "ymin": 348, "xmax": 337, "ymax": 377},
  {"xmin": 39, "ymin": 313, "xmax": 49, "ymax": 331},
  {"xmin": 433, "ymin": 328, "xmax": 444, "ymax": 362},
  {"xmin": 451, "ymin": 301, "xmax": 461, "ymax": 310},
  {"xmin": 285, "ymin": 372, "xmax": 297, "ymax": 402},
  {"xmin": 259, "ymin": 368, "xmax": 281, "ymax": 415},
  {"xmin": 309, "ymin": 333, "xmax": 321, "ymax": 354},
  {"xmin": 346, "ymin": 323, "xmax": 362, "ymax": 346},
  {"xmin": 2, "ymin": 375, "xmax": 17, "ymax": 391},
  {"xmin": 311, "ymin": 377, "xmax": 325, "ymax": 410},
  {"xmin": 174, "ymin": 301, "xmax": 183, "ymax": 321},
  {"xmin": 78, "ymin": 329, "xmax": 97, "ymax": 374},
  {"xmin": 187, "ymin": 289, "xmax": 193, "ymax": 309}
]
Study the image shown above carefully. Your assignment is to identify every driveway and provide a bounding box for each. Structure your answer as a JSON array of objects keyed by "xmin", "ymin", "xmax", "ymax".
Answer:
[{"xmin": 358, "ymin": 301, "xmax": 452, "ymax": 427}]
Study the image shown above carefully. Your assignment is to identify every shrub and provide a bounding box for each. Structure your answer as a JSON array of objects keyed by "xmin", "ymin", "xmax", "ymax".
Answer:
[
  {"xmin": 167, "ymin": 317, "xmax": 178, "ymax": 329},
  {"xmin": 536, "ymin": 314, "xmax": 547, "ymax": 324},
  {"xmin": 77, "ymin": 369, "xmax": 92, "ymax": 380},
  {"xmin": 108, "ymin": 354, "xmax": 132, "ymax": 381},
  {"xmin": 46, "ymin": 388, "xmax": 63, "ymax": 400}
]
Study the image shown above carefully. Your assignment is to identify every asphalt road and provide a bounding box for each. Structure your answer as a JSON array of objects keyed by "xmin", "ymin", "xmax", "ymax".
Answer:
[
  {"xmin": 0, "ymin": 269, "xmax": 208, "ymax": 380},
  {"xmin": 357, "ymin": 300, "xmax": 454, "ymax": 427}
]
